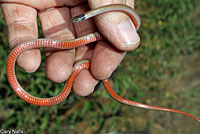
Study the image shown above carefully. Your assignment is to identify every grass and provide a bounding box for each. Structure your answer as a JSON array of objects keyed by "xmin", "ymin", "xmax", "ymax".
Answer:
[{"xmin": 0, "ymin": 0, "xmax": 200, "ymax": 134}]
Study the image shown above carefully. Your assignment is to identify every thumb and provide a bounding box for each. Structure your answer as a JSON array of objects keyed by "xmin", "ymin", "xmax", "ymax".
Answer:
[{"xmin": 88, "ymin": 0, "xmax": 140, "ymax": 51}]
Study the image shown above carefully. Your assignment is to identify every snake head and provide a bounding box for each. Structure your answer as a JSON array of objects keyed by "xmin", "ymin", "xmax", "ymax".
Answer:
[{"xmin": 72, "ymin": 14, "xmax": 86, "ymax": 23}]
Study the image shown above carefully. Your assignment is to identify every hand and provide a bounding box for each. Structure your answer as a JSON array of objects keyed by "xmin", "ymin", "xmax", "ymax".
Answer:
[{"xmin": 1, "ymin": 0, "xmax": 140, "ymax": 96}]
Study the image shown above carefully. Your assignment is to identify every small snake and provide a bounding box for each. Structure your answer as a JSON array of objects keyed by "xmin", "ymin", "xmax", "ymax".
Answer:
[{"xmin": 6, "ymin": 4, "xmax": 199, "ymax": 122}]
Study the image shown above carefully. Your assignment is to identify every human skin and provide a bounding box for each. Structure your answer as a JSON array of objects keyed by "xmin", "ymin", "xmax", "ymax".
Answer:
[{"xmin": 1, "ymin": 0, "xmax": 140, "ymax": 96}]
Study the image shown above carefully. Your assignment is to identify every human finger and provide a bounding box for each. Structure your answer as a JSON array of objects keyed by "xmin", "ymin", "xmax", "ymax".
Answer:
[
  {"xmin": 88, "ymin": 0, "xmax": 140, "ymax": 51},
  {"xmin": 91, "ymin": 41, "xmax": 125, "ymax": 80},
  {"xmin": 1, "ymin": 3, "xmax": 41, "ymax": 72},
  {"xmin": 71, "ymin": 3, "xmax": 99, "ymax": 96},
  {"xmin": 1, "ymin": 0, "xmax": 86, "ymax": 10},
  {"xmin": 38, "ymin": 7, "xmax": 75, "ymax": 83}
]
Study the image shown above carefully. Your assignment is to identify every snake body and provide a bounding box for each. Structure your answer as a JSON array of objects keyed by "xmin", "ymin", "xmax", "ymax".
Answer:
[{"xmin": 6, "ymin": 4, "xmax": 200, "ymax": 122}]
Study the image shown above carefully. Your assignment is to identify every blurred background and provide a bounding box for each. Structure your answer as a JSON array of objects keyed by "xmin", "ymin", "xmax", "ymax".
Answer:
[{"xmin": 0, "ymin": 0, "xmax": 200, "ymax": 134}]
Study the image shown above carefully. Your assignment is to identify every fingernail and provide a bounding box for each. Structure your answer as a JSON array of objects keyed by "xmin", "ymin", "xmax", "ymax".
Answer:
[{"xmin": 116, "ymin": 19, "xmax": 140, "ymax": 47}]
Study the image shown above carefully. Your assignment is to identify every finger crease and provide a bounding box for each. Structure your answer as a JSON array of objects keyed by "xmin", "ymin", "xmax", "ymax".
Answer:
[{"xmin": 7, "ymin": 19, "xmax": 35, "ymax": 28}]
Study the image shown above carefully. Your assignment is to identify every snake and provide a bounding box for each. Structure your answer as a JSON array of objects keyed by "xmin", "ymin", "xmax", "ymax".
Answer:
[{"xmin": 6, "ymin": 4, "xmax": 200, "ymax": 122}]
